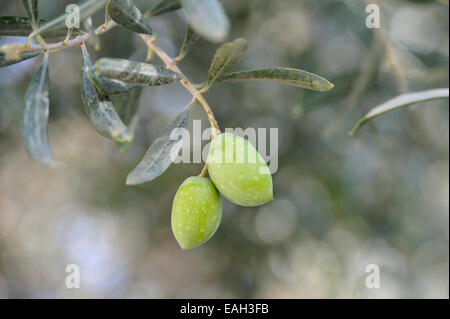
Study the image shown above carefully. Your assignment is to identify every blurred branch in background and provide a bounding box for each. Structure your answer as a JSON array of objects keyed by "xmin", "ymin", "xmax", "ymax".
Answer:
[
  {"xmin": 367, "ymin": 0, "xmax": 409, "ymax": 93},
  {"xmin": 322, "ymin": 39, "xmax": 380, "ymax": 139}
]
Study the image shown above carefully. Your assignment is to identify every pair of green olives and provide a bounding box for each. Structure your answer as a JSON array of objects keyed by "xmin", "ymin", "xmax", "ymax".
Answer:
[{"xmin": 171, "ymin": 133, "xmax": 273, "ymax": 249}]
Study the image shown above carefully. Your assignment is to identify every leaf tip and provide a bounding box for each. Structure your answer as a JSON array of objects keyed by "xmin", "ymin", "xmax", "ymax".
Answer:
[
  {"xmin": 125, "ymin": 174, "xmax": 135, "ymax": 186},
  {"xmin": 126, "ymin": 167, "xmax": 147, "ymax": 186},
  {"xmin": 125, "ymin": 174, "xmax": 142, "ymax": 186},
  {"xmin": 115, "ymin": 141, "xmax": 131, "ymax": 154},
  {"xmin": 205, "ymin": 21, "xmax": 230, "ymax": 43},
  {"xmin": 348, "ymin": 118, "xmax": 368, "ymax": 137},
  {"xmin": 319, "ymin": 80, "xmax": 334, "ymax": 92},
  {"xmin": 348, "ymin": 124, "xmax": 360, "ymax": 137},
  {"xmin": 114, "ymin": 128, "xmax": 133, "ymax": 143}
]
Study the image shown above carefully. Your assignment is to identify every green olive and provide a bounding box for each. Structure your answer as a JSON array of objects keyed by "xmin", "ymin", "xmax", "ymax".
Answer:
[
  {"xmin": 207, "ymin": 133, "xmax": 273, "ymax": 207},
  {"xmin": 171, "ymin": 177, "xmax": 222, "ymax": 249}
]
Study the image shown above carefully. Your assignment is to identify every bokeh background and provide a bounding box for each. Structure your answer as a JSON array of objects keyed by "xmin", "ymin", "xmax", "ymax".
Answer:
[{"xmin": 0, "ymin": 0, "xmax": 448, "ymax": 298}]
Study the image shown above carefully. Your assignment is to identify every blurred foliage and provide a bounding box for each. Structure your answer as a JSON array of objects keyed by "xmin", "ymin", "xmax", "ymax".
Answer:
[{"xmin": 0, "ymin": 0, "xmax": 448, "ymax": 298}]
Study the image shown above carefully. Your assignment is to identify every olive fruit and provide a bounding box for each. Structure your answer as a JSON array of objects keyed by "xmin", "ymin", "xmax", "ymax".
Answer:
[
  {"xmin": 207, "ymin": 133, "xmax": 273, "ymax": 207},
  {"xmin": 171, "ymin": 177, "xmax": 222, "ymax": 249}
]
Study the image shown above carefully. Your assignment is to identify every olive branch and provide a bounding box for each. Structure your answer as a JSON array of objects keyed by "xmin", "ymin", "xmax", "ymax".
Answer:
[
  {"xmin": 1, "ymin": 0, "xmax": 334, "ymax": 184},
  {"xmin": 2, "ymin": 0, "xmax": 448, "ymax": 250}
]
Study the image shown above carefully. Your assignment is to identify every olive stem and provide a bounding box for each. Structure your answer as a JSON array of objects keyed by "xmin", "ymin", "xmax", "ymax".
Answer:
[
  {"xmin": 199, "ymin": 164, "xmax": 208, "ymax": 178},
  {"xmin": 23, "ymin": 21, "xmax": 117, "ymax": 52},
  {"xmin": 138, "ymin": 34, "xmax": 221, "ymax": 137},
  {"xmin": 18, "ymin": 24, "xmax": 220, "ymax": 138},
  {"xmin": 12, "ymin": 22, "xmax": 220, "ymax": 176},
  {"xmin": 139, "ymin": 34, "xmax": 221, "ymax": 178}
]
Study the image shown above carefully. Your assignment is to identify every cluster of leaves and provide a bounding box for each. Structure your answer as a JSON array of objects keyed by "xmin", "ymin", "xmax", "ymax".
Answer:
[{"xmin": 1, "ymin": 0, "xmax": 448, "ymax": 185}]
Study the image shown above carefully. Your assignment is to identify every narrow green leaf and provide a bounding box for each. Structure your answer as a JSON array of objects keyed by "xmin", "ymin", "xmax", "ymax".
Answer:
[
  {"xmin": 215, "ymin": 67, "xmax": 335, "ymax": 92},
  {"xmin": 176, "ymin": 26, "xmax": 199, "ymax": 61},
  {"xmin": 126, "ymin": 107, "xmax": 190, "ymax": 185},
  {"xmin": 21, "ymin": 52, "xmax": 53, "ymax": 164},
  {"xmin": 113, "ymin": 47, "xmax": 147, "ymax": 153},
  {"xmin": 29, "ymin": 0, "xmax": 107, "ymax": 39},
  {"xmin": 145, "ymin": 0, "xmax": 181, "ymax": 18},
  {"xmin": 207, "ymin": 38, "xmax": 247, "ymax": 88},
  {"xmin": 22, "ymin": 0, "xmax": 39, "ymax": 27},
  {"xmin": 114, "ymin": 87, "xmax": 143, "ymax": 153},
  {"xmin": 179, "ymin": 0, "xmax": 230, "ymax": 43},
  {"xmin": 89, "ymin": 72, "xmax": 143, "ymax": 96},
  {"xmin": 349, "ymin": 88, "xmax": 450, "ymax": 136},
  {"xmin": 115, "ymin": 88, "xmax": 142, "ymax": 128},
  {"xmin": 0, "ymin": 16, "xmax": 36, "ymax": 36},
  {"xmin": 1, "ymin": 50, "xmax": 41, "ymax": 67},
  {"xmin": 108, "ymin": 0, "xmax": 152, "ymax": 34},
  {"xmin": 94, "ymin": 58, "xmax": 183, "ymax": 85},
  {"xmin": 0, "ymin": 16, "xmax": 83, "ymax": 37},
  {"xmin": 80, "ymin": 44, "xmax": 133, "ymax": 143}
]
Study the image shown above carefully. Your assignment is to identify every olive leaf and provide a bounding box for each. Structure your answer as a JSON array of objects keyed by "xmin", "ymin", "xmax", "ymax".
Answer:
[
  {"xmin": 21, "ymin": 52, "xmax": 54, "ymax": 164},
  {"xmin": 179, "ymin": 0, "xmax": 230, "ymax": 43},
  {"xmin": 89, "ymin": 72, "xmax": 143, "ymax": 96},
  {"xmin": 349, "ymin": 88, "xmax": 450, "ymax": 136},
  {"xmin": 0, "ymin": 16, "xmax": 37, "ymax": 36},
  {"xmin": 113, "ymin": 87, "xmax": 143, "ymax": 153},
  {"xmin": 1, "ymin": 50, "xmax": 41, "ymax": 67},
  {"xmin": 28, "ymin": 0, "xmax": 107, "ymax": 39},
  {"xmin": 22, "ymin": 0, "xmax": 39, "ymax": 27},
  {"xmin": 94, "ymin": 58, "xmax": 183, "ymax": 85},
  {"xmin": 176, "ymin": 26, "xmax": 199, "ymax": 61},
  {"xmin": 80, "ymin": 44, "xmax": 133, "ymax": 143},
  {"xmin": 145, "ymin": 0, "xmax": 181, "ymax": 18},
  {"xmin": 126, "ymin": 107, "xmax": 190, "ymax": 185},
  {"xmin": 0, "ymin": 16, "xmax": 83, "ymax": 37},
  {"xmin": 214, "ymin": 67, "xmax": 335, "ymax": 92},
  {"xmin": 113, "ymin": 48, "xmax": 147, "ymax": 153},
  {"xmin": 206, "ymin": 38, "xmax": 247, "ymax": 89},
  {"xmin": 115, "ymin": 88, "xmax": 142, "ymax": 128},
  {"xmin": 107, "ymin": 0, "xmax": 152, "ymax": 34}
]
